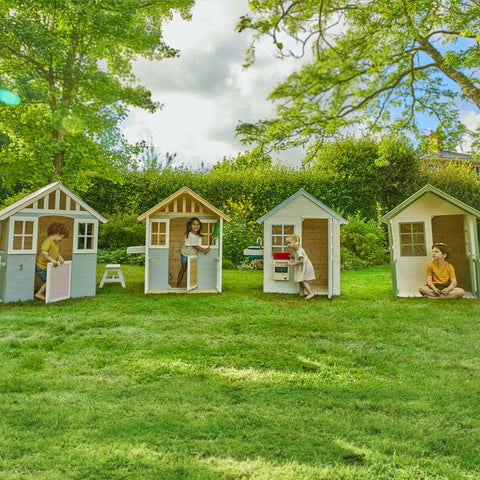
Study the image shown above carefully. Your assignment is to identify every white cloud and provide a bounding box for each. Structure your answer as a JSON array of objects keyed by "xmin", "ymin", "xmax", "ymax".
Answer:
[
  {"xmin": 458, "ymin": 110, "xmax": 480, "ymax": 153},
  {"xmin": 120, "ymin": 0, "xmax": 302, "ymax": 169}
]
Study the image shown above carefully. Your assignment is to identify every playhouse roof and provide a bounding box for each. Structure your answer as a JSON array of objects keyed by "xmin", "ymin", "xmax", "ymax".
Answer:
[
  {"xmin": 0, "ymin": 182, "xmax": 107, "ymax": 222},
  {"xmin": 137, "ymin": 186, "xmax": 231, "ymax": 222},
  {"xmin": 256, "ymin": 189, "xmax": 348, "ymax": 224},
  {"xmin": 379, "ymin": 184, "xmax": 480, "ymax": 223}
]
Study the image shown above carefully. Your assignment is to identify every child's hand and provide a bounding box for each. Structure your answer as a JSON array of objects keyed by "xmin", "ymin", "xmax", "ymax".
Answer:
[
  {"xmin": 287, "ymin": 262, "xmax": 293, "ymax": 267},
  {"xmin": 53, "ymin": 261, "xmax": 59, "ymax": 267}
]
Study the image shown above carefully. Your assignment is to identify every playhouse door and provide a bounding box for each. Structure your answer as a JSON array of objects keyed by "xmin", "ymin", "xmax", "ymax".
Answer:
[
  {"xmin": 431, "ymin": 215, "xmax": 468, "ymax": 290},
  {"xmin": 187, "ymin": 255, "xmax": 198, "ymax": 291},
  {"xmin": 45, "ymin": 261, "xmax": 72, "ymax": 303}
]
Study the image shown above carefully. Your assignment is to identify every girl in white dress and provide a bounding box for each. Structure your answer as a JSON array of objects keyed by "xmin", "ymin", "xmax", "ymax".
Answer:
[{"xmin": 286, "ymin": 234, "xmax": 315, "ymax": 299}]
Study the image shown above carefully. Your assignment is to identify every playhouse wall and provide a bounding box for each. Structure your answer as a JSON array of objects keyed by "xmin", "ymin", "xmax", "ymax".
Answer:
[
  {"xmin": 389, "ymin": 193, "xmax": 467, "ymax": 296},
  {"xmin": 197, "ymin": 252, "xmax": 219, "ymax": 290},
  {"xmin": 71, "ymin": 253, "xmax": 97, "ymax": 298},
  {"xmin": 147, "ymin": 248, "xmax": 169, "ymax": 290},
  {"xmin": 2, "ymin": 254, "xmax": 36, "ymax": 302}
]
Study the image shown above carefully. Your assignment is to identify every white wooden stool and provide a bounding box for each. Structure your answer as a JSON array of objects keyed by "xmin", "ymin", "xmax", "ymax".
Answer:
[{"xmin": 99, "ymin": 264, "xmax": 126, "ymax": 288}]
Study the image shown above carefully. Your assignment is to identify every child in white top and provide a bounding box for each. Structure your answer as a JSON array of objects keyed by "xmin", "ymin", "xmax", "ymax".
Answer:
[
  {"xmin": 286, "ymin": 234, "xmax": 315, "ymax": 300},
  {"xmin": 176, "ymin": 217, "xmax": 210, "ymax": 287}
]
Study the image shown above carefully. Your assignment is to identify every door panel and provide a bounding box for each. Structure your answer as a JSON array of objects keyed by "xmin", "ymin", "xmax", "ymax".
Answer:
[{"xmin": 187, "ymin": 255, "xmax": 198, "ymax": 291}]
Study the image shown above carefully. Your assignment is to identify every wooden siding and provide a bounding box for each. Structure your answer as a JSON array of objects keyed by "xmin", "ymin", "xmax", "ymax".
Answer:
[
  {"xmin": 168, "ymin": 217, "xmax": 188, "ymax": 288},
  {"xmin": 0, "ymin": 219, "xmax": 6, "ymax": 251},
  {"xmin": 432, "ymin": 215, "xmax": 468, "ymax": 289},
  {"xmin": 302, "ymin": 218, "xmax": 328, "ymax": 287}
]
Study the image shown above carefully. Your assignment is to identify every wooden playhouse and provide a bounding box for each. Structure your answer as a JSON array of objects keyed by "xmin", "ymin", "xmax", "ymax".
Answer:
[
  {"xmin": 379, "ymin": 184, "xmax": 480, "ymax": 297},
  {"xmin": 0, "ymin": 182, "xmax": 107, "ymax": 303},
  {"xmin": 136, "ymin": 187, "xmax": 230, "ymax": 293},
  {"xmin": 257, "ymin": 189, "xmax": 348, "ymax": 297}
]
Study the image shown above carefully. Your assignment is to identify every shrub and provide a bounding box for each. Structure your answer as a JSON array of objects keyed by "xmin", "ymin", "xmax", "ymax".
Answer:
[
  {"xmin": 221, "ymin": 196, "xmax": 262, "ymax": 266},
  {"xmin": 98, "ymin": 212, "xmax": 145, "ymax": 249},
  {"xmin": 97, "ymin": 248, "xmax": 145, "ymax": 266},
  {"xmin": 341, "ymin": 214, "xmax": 389, "ymax": 269}
]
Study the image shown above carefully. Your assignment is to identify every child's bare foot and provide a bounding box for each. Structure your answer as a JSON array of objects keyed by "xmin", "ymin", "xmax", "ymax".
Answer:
[
  {"xmin": 305, "ymin": 293, "xmax": 314, "ymax": 300},
  {"xmin": 34, "ymin": 293, "xmax": 45, "ymax": 301}
]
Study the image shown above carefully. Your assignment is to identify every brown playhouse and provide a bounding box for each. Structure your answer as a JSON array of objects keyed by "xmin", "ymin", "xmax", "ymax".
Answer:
[
  {"xmin": 380, "ymin": 184, "xmax": 480, "ymax": 297},
  {"xmin": 134, "ymin": 187, "xmax": 230, "ymax": 293}
]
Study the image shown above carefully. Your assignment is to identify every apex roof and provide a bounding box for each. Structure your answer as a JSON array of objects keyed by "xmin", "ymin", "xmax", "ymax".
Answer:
[
  {"xmin": 0, "ymin": 182, "xmax": 107, "ymax": 222},
  {"xmin": 257, "ymin": 189, "xmax": 348, "ymax": 224},
  {"xmin": 138, "ymin": 186, "xmax": 231, "ymax": 222},
  {"xmin": 379, "ymin": 184, "xmax": 480, "ymax": 223}
]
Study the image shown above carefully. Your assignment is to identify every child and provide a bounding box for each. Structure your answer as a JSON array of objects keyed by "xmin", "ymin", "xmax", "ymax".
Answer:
[
  {"xmin": 418, "ymin": 243, "xmax": 465, "ymax": 299},
  {"xmin": 286, "ymin": 234, "xmax": 315, "ymax": 300},
  {"xmin": 176, "ymin": 217, "xmax": 210, "ymax": 287},
  {"xmin": 34, "ymin": 222, "xmax": 69, "ymax": 301}
]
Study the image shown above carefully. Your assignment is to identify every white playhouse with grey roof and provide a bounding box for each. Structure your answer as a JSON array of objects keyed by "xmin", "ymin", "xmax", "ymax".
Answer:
[
  {"xmin": 0, "ymin": 182, "xmax": 107, "ymax": 303},
  {"xmin": 380, "ymin": 184, "xmax": 480, "ymax": 298},
  {"xmin": 257, "ymin": 189, "xmax": 348, "ymax": 297}
]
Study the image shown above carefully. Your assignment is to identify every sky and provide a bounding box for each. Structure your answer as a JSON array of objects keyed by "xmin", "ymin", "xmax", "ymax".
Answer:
[
  {"xmin": 120, "ymin": 0, "xmax": 480, "ymax": 169},
  {"xmin": 120, "ymin": 0, "xmax": 304, "ymax": 170}
]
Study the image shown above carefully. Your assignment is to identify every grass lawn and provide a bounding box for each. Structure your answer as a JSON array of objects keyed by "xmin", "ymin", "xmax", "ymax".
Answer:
[{"xmin": 1, "ymin": 264, "xmax": 479, "ymax": 479}]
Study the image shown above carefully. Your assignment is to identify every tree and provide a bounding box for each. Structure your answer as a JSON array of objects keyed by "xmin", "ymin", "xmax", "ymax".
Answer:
[
  {"xmin": 0, "ymin": 0, "xmax": 193, "ymax": 192},
  {"xmin": 236, "ymin": 0, "xmax": 480, "ymax": 159}
]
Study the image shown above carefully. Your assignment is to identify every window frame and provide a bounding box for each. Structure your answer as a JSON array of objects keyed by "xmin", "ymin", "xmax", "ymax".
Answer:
[
  {"xmin": 7, "ymin": 217, "xmax": 38, "ymax": 254},
  {"xmin": 73, "ymin": 219, "xmax": 98, "ymax": 253},
  {"xmin": 398, "ymin": 221, "xmax": 427, "ymax": 257},
  {"xmin": 148, "ymin": 219, "xmax": 169, "ymax": 248},
  {"xmin": 200, "ymin": 220, "xmax": 219, "ymax": 249},
  {"xmin": 271, "ymin": 224, "xmax": 295, "ymax": 257}
]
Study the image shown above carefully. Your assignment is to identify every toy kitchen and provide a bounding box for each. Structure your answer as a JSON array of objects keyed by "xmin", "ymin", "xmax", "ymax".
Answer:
[{"xmin": 273, "ymin": 252, "xmax": 291, "ymax": 280}]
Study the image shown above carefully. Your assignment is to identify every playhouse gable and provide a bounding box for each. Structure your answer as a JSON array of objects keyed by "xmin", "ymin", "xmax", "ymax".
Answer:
[
  {"xmin": 138, "ymin": 187, "xmax": 230, "ymax": 221},
  {"xmin": 257, "ymin": 189, "xmax": 348, "ymax": 224},
  {"xmin": 0, "ymin": 182, "xmax": 107, "ymax": 223},
  {"xmin": 380, "ymin": 184, "xmax": 480, "ymax": 223}
]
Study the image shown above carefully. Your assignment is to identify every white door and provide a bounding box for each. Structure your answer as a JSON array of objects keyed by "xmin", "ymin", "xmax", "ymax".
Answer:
[{"xmin": 45, "ymin": 261, "xmax": 72, "ymax": 303}]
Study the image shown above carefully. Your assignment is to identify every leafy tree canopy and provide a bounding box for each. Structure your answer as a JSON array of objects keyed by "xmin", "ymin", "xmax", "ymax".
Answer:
[
  {"xmin": 236, "ymin": 0, "xmax": 480, "ymax": 161},
  {"xmin": 0, "ymin": 0, "xmax": 193, "ymax": 194}
]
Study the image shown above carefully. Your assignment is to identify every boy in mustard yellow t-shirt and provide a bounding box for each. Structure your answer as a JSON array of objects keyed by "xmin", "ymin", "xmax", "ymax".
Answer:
[
  {"xmin": 34, "ymin": 222, "xmax": 69, "ymax": 301},
  {"xmin": 418, "ymin": 243, "xmax": 465, "ymax": 299}
]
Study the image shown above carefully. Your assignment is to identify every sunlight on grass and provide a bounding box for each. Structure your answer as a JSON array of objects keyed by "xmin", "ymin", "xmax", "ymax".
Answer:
[{"xmin": 127, "ymin": 356, "xmax": 379, "ymax": 387}]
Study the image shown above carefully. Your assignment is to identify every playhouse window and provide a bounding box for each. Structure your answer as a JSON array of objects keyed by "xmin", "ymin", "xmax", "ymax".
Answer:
[
  {"xmin": 76, "ymin": 222, "xmax": 95, "ymax": 251},
  {"xmin": 151, "ymin": 221, "xmax": 167, "ymax": 246},
  {"xmin": 12, "ymin": 220, "xmax": 35, "ymax": 251},
  {"xmin": 271, "ymin": 224, "xmax": 294, "ymax": 255},
  {"xmin": 399, "ymin": 222, "xmax": 426, "ymax": 256},
  {"xmin": 201, "ymin": 222, "xmax": 216, "ymax": 246}
]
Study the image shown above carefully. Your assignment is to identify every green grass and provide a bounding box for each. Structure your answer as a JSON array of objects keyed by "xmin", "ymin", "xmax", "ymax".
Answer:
[{"xmin": 1, "ymin": 264, "xmax": 479, "ymax": 479}]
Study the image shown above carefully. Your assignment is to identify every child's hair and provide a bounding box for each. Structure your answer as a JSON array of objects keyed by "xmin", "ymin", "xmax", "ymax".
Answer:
[
  {"xmin": 47, "ymin": 222, "xmax": 69, "ymax": 238},
  {"xmin": 433, "ymin": 242, "xmax": 450, "ymax": 258},
  {"xmin": 185, "ymin": 217, "xmax": 202, "ymax": 237},
  {"xmin": 286, "ymin": 234, "xmax": 301, "ymax": 249}
]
